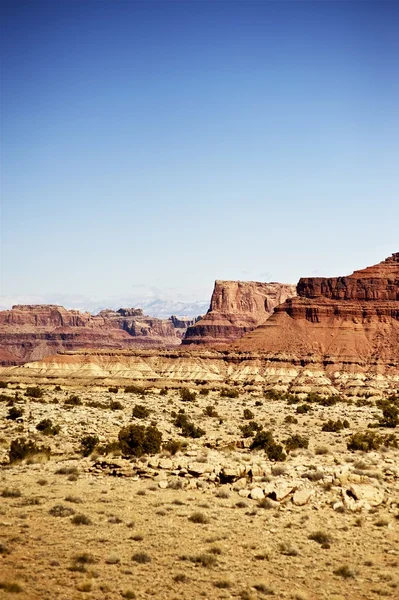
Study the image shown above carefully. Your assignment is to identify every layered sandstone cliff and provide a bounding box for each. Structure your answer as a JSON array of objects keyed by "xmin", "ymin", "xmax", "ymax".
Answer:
[
  {"xmin": 0, "ymin": 305, "xmax": 196, "ymax": 365},
  {"xmin": 234, "ymin": 253, "xmax": 399, "ymax": 364},
  {"xmin": 183, "ymin": 281, "xmax": 296, "ymax": 345}
]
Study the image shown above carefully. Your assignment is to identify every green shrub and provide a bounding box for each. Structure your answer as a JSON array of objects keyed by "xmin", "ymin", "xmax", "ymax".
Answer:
[
  {"xmin": 264, "ymin": 389, "xmax": 285, "ymax": 400},
  {"xmin": 163, "ymin": 439, "xmax": 182, "ymax": 455},
  {"xmin": 125, "ymin": 384, "xmax": 145, "ymax": 394},
  {"xmin": 347, "ymin": 431, "xmax": 398, "ymax": 452},
  {"xmin": 180, "ymin": 388, "xmax": 196, "ymax": 402},
  {"xmin": 64, "ymin": 395, "xmax": 82, "ymax": 406},
  {"xmin": 296, "ymin": 403, "xmax": 311, "ymax": 414},
  {"xmin": 250, "ymin": 431, "xmax": 286, "ymax": 461},
  {"xmin": 132, "ymin": 404, "xmax": 150, "ymax": 419},
  {"xmin": 9, "ymin": 437, "xmax": 50, "ymax": 463},
  {"xmin": 118, "ymin": 425, "xmax": 162, "ymax": 456},
  {"xmin": 80, "ymin": 435, "xmax": 99, "ymax": 457},
  {"xmin": 220, "ymin": 388, "xmax": 239, "ymax": 398},
  {"xmin": 240, "ymin": 421, "xmax": 262, "ymax": 438},
  {"xmin": 204, "ymin": 405, "xmax": 218, "ymax": 417},
  {"xmin": 6, "ymin": 407, "xmax": 23, "ymax": 420},
  {"xmin": 36, "ymin": 419, "xmax": 60, "ymax": 436},
  {"xmin": 284, "ymin": 415, "xmax": 298, "ymax": 424},
  {"xmin": 181, "ymin": 421, "xmax": 205, "ymax": 439},
  {"xmin": 25, "ymin": 386, "xmax": 43, "ymax": 398},
  {"xmin": 322, "ymin": 419, "xmax": 349, "ymax": 432},
  {"xmin": 243, "ymin": 408, "xmax": 254, "ymax": 420},
  {"xmin": 284, "ymin": 434, "xmax": 309, "ymax": 451},
  {"xmin": 378, "ymin": 405, "xmax": 398, "ymax": 428},
  {"xmin": 110, "ymin": 400, "xmax": 123, "ymax": 411}
]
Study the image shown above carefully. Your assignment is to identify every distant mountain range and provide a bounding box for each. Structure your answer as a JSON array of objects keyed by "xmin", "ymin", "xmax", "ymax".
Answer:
[{"xmin": 0, "ymin": 294, "xmax": 210, "ymax": 319}]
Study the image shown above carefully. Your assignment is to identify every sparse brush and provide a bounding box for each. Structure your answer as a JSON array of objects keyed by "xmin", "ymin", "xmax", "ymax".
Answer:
[
  {"xmin": 132, "ymin": 552, "xmax": 151, "ymax": 563},
  {"xmin": 188, "ymin": 511, "xmax": 209, "ymax": 524},
  {"xmin": 333, "ymin": 565, "xmax": 355, "ymax": 578}
]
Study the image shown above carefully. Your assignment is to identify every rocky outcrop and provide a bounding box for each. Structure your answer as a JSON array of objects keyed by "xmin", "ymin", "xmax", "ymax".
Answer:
[
  {"xmin": 1, "ymin": 347, "xmax": 398, "ymax": 397},
  {"xmin": 234, "ymin": 253, "xmax": 399, "ymax": 365},
  {"xmin": 183, "ymin": 281, "xmax": 296, "ymax": 345},
  {"xmin": 0, "ymin": 305, "xmax": 195, "ymax": 365}
]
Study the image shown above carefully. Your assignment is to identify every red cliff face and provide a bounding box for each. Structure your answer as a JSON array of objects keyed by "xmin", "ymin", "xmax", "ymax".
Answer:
[
  {"xmin": 235, "ymin": 253, "xmax": 399, "ymax": 365},
  {"xmin": 0, "ymin": 305, "xmax": 194, "ymax": 365},
  {"xmin": 183, "ymin": 281, "xmax": 296, "ymax": 345}
]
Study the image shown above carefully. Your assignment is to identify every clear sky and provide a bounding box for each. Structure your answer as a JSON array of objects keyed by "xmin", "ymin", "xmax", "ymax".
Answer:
[{"xmin": 1, "ymin": 0, "xmax": 398, "ymax": 309}]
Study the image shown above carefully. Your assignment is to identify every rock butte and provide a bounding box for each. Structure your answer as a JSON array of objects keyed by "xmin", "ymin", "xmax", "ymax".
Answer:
[
  {"xmin": 183, "ymin": 280, "xmax": 296, "ymax": 345},
  {"xmin": 0, "ymin": 253, "xmax": 398, "ymax": 396},
  {"xmin": 234, "ymin": 252, "xmax": 399, "ymax": 365},
  {"xmin": 0, "ymin": 305, "xmax": 197, "ymax": 365}
]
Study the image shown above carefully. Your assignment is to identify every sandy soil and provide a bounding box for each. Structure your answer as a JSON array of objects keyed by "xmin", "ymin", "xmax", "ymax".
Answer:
[{"xmin": 0, "ymin": 384, "xmax": 398, "ymax": 600}]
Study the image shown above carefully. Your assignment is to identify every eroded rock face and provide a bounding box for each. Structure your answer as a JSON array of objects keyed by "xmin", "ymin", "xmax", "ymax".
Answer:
[
  {"xmin": 0, "ymin": 305, "xmax": 196, "ymax": 365},
  {"xmin": 235, "ymin": 253, "xmax": 399, "ymax": 365},
  {"xmin": 183, "ymin": 281, "xmax": 296, "ymax": 345}
]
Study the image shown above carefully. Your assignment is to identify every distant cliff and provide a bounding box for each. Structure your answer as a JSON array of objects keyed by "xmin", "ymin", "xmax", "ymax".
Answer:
[
  {"xmin": 235, "ymin": 253, "xmax": 399, "ymax": 365},
  {"xmin": 183, "ymin": 280, "xmax": 296, "ymax": 345},
  {"xmin": 0, "ymin": 305, "xmax": 196, "ymax": 365}
]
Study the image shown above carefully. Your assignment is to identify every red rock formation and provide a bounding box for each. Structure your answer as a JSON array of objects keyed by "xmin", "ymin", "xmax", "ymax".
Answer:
[
  {"xmin": 235, "ymin": 253, "xmax": 399, "ymax": 365},
  {"xmin": 183, "ymin": 281, "xmax": 296, "ymax": 345},
  {"xmin": 0, "ymin": 305, "xmax": 195, "ymax": 365}
]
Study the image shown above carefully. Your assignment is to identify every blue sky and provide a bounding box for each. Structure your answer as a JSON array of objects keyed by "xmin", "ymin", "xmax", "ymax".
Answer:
[{"xmin": 1, "ymin": 0, "xmax": 398, "ymax": 309}]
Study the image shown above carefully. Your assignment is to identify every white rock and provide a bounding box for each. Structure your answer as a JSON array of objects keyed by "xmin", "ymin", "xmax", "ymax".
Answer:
[
  {"xmin": 250, "ymin": 487, "xmax": 264, "ymax": 500},
  {"xmin": 158, "ymin": 480, "xmax": 168, "ymax": 489},
  {"xmin": 233, "ymin": 477, "xmax": 247, "ymax": 491},
  {"xmin": 293, "ymin": 488, "xmax": 314, "ymax": 506}
]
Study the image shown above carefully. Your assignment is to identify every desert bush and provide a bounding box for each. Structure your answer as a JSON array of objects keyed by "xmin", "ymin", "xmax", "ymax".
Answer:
[
  {"xmin": 0, "ymin": 381, "xmax": 8, "ymax": 389},
  {"xmin": 204, "ymin": 405, "xmax": 218, "ymax": 417},
  {"xmin": 1, "ymin": 487, "xmax": 22, "ymax": 498},
  {"xmin": 64, "ymin": 395, "xmax": 82, "ymax": 406},
  {"xmin": 240, "ymin": 421, "xmax": 262, "ymax": 438},
  {"xmin": 162, "ymin": 439, "xmax": 182, "ymax": 455},
  {"xmin": 9, "ymin": 437, "xmax": 50, "ymax": 463},
  {"xmin": 108, "ymin": 386, "xmax": 118, "ymax": 393},
  {"xmin": 308, "ymin": 531, "xmax": 333, "ymax": 546},
  {"xmin": 188, "ymin": 512, "xmax": 209, "ymax": 524},
  {"xmin": 49, "ymin": 504, "xmax": 75, "ymax": 517},
  {"xmin": 199, "ymin": 388, "xmax": 209, "ymax": 396},
  {"xmin": 296, "ymin": 403, "xmax": 311, "ymax": 414},
  {"xmin": 243, "ymin": 408, "xmax": 254, "ymax": 420},
  {"xmin": 220, "ymin": 388, "xmax": 239, "ymax": 398},
  {"xmin": 284, "ymin": 434, "xmax": 309, "ymax": 451},
  {"xmin": 36, "ymin": 418, "xmax": 60, "ymax": 436},
  {"xmin": 333, "ymin": 565, "xmax": 355, "ymax": 578},
  {"xmin": 54, "ymin": 385, "xmax": 62, "ymax": 391},
  {"xmin": 6, "ymin": 406, "xmax": 23, "ymax": 420},
  {"xmin": 80, "ymin": 434, "xmax": 99, "ymax": 457},
  {"xmin": 110, "ymin": 400, "xmax": 123, "ymax": 411},
  {"xmin": 284, "ymin": 415, "xmax": 298, "ymax": 424},
  {"xmin": 264, "ymin": 389, "xmax": 285, "ymax": 400},
  {"xmin": 159, "ymin": 387, "xmax": 168, "ymax": 396},
  {"xmin": 347, "ymin": 431, "xmax": 398, "ymax": 452},
  {"xmin": 118, "ymin": 424, "xmax": 162, "ymax": 456},
  {"xmin": 132, "ymin": 404, "xmax": 150, "ymax": 419},
  {"xmin": 25, "ymin": 386, "xmax": 43, "ymax": 399},
  {"xmin": 71, "ymin": 513, "xmax": 92, "ymax": 525},
  {"xmin": 125, "ymin": 384, "xmax": 145, "ymax": 394},
  {"xmin": 250, "ymin": 431, "xmax": 286, "ymax": 461},
  {"xmin": 181, "ymin": 421, "xmax": 205, "ymax": 438},
  {"xmin": 132, "ymin": 552, "xmax": 151, "ymax": 563},
  {"xmin": 378, "ymin": 404, "xmax": 398, "ymax": 428},
  {"xmin": 180, "ymin": 388, "xmax": 196, "ymax": 402},
  {"xmin": 322, "ymin": 419, "xmax": 349, "ymax": 432},
  {"xmin": 0, "ymin": 582, "xmax": 23, "ymax": 593}
]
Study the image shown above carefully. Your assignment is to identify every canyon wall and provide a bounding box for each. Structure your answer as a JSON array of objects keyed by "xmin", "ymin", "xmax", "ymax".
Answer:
[
  {"xmin": 234, "ymin": 253, "xmax": 399, "ymax": 364},
  {"xmin": 0, "ymin": 305, "xmax": 196, "ymax": 365},
  {"xmin": 183, "ymin": 281, "xmax": 296, "ymax": 345}
]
